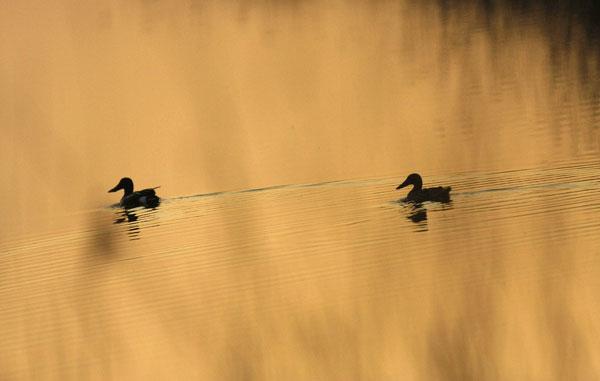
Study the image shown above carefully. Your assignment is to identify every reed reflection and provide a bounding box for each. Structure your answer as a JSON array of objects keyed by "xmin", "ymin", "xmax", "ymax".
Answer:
[
  {"xmin": 435, "ymin": 0, "xmax": 600, "ymax": 95},
  {"xmin": 4, "ymin": 0, "xmax": 600, "ymax": 378}
]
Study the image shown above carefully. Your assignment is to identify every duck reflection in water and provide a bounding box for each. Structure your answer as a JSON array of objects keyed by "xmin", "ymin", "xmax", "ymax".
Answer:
[
  {"xmin": 114, "ymin": 209, "xmax": 138, "ymax": 224},
  {"xmin": 114, "ymin": 209, "xmax": 141, "ymax": 240},
  {"xmin": 408, "ymin": 206, "xmax": 428, "ymax": 223},
  {"xmin": 402, "ymin": 203, "xmax": 429, "ymax": 232}
]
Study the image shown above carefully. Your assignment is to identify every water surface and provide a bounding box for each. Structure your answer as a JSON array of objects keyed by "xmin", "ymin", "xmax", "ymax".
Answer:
[{"xmin": 2, "ymin": 1, "xmax": 600, "ymax": 379}]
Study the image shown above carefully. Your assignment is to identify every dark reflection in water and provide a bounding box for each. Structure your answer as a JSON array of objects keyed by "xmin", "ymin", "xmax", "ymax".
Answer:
[
  {"xmin": 438, "ymin": 0, "xmax": 600, "ymax": 86},
  {"xmin": 113, "ymin": 207, "xmax": 161, "ymax": 241},
  {"xmin": 406, "ymin": 204, "xmax": 429, "ymax": 232},
  {"xmin": 5, "ymin": 0, "xmax": 600, "ymax": 379},
  {"xmin": 407, "ymin": 205, "xmax": 428, "ymax": 223},
  {"xmin": 401, "ymin": 200, "xmax": 453, "ymax": 233},
  {"xmin": 114, "ymin": 209, "xmax": 141, "ymax": 240},
  {"xmin": 114, "ymin": 209, "xmax": 139, "ymax": 224}
]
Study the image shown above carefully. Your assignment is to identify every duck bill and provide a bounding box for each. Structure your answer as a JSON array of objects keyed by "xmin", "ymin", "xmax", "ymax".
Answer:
[
  {"xmin": 396, "ymin": 180, "xmax": 409, "ymax": 190},
  {"xmin": 108, "ymin": 184, "xmax": 121, "ymax": 193}
]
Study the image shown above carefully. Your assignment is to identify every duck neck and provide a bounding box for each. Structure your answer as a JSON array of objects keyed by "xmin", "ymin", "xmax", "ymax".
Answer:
[
  {"xmin": 122, "ymin": 183, "xmax": 134, "ymax": 196},
  {"xmin": 411, "ymin": 178, "xmax": 423, "ymax": 192}
]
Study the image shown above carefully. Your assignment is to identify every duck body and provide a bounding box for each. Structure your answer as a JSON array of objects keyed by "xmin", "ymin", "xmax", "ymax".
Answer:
[
  {"xmin": 120, "ymin": 188, "xmax": 160, "ymax": 208},
  {"xmin": 396, "ymin": 173, "xmax": 451, "ymax": 203},
  {"xmin": 109, "ymin": 177, "xmax": 160, "ymax": 209}
]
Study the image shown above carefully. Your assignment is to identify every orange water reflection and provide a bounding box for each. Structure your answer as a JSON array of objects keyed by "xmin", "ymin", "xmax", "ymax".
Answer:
[
  {"xmin": 2, "ymin": 1, "xmax": 600, "ymax": 379},
  {"xmin": 1, "ymin": 1, "xmax": 599, "ymax": 238}
]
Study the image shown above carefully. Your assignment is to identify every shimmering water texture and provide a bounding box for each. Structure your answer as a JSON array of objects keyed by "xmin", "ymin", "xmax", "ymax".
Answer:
[
  {"xmin": 3, "ymin": 158, "xmax": 600, "ymax": 379},
  {"xmin": 3, "ymin": 0, "xmax": 600, "ymax": 379}
]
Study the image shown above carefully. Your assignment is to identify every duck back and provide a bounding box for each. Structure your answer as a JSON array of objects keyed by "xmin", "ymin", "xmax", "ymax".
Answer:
[
  {"xmin": 407, "ymin": 186, "xmax": 451, "ymax": 203},
  {"xmin": 425, "ymin": 186, "xmax": 451, "ymax": 202},
  {"xmin": 121, "ymin": 188, "xmax": 160, "ymax": 208}
]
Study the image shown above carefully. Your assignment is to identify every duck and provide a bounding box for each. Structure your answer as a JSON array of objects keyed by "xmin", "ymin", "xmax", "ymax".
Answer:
[
  {"xmin": 396, "ymin": 173, "xmax": 451, "ymax": 203},
  {"xmin": 108, "ymin": 177, "xmax": 160, "ymax": 209}
]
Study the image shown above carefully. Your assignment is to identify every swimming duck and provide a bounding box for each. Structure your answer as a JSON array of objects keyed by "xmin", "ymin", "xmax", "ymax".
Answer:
[
  {"xmin": 396, "ymin": 173, "xmax": 451, "ymax": 203},
  {"xmin": 108, "ymin": 177, "xmax": 160, "ymax": 208}
]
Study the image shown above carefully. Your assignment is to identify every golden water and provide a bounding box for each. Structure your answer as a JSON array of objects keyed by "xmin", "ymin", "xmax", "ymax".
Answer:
[{"xmin": 2, "ymin": 1, "xmax": 600, "ymax": 379}]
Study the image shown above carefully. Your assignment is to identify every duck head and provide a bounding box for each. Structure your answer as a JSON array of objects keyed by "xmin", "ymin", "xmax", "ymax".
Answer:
[
  {"xmin": 396, "ymin": 173, "xmax": 423, "ymax": 191},
  {"xmin": 108, "ymin": 177, "xmax": 134, "ymax": 196}
]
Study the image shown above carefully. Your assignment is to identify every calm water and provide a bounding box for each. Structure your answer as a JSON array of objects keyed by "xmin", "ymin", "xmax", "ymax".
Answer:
[{"xmin": 3, "ymin": 1, "xmax": 600, "ymax": 379}]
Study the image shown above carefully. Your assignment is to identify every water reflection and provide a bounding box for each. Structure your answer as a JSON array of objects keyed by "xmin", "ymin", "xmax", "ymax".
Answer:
[
  {"xmin": 407, "ymin": 204, "xmax": 428, "ymax": 222},
  {"xmin": 3, "ymin": 0, "xmax": 600, "ymax": 238},
  {"xmin": 406, "ymin": 203, "xmax": 429, "ymax": 232},
  {"xmin": 113, "ymin": 209, "xmax": 141, "ymax": 240},
  {"xmin": 400, "ymin": 199, "xmax": 453, "ymax": 233},
  {"xmin": 4, "ymin": 161, "xmax": 600, "ymax": 379},
  {"xmin": 112, "ymin": 206, "xmax": 161, "ymax": 241},
  {"xmin": 3, "ymin": 0, "xmax": 600, "ymax": 379},
  {"xmin": 114, "ymin": 209, "xmax": 139, "ymax": 224}
]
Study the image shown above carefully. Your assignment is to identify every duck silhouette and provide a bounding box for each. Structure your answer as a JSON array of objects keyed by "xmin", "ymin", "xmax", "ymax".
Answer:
[
  {"xmin": 396, "ymin": 173, "xmax": 451, "ymax": 203},
  {"xmin": 108, "ymin": 177, "xmax": 160, "ymax": 209}
]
